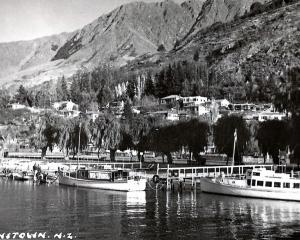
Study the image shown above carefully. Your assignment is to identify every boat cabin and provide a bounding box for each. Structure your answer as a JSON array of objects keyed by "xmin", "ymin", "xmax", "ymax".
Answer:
[
  {"xmin": 246, "ymin": 168, "xmax": 300, "ymax": 190},
  {"xmin": 76, "ymin": 169, "xmax": 129, "ymax": 182}
]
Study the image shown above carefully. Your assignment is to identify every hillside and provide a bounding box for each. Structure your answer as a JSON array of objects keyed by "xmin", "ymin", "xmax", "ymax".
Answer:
[
  {"xmin": 0, "ymin": 0, "xmax": 204, "ymax": 90},
  {"xmin": 178, "ymin": 0, "xmax": 269, "ymax": 47},
  {"xmin": 1, "ymin": 0, "xmax": 298, "ymax": 95},
  {"xmin": 127, "ymin": 0, "xmax": 300, "ymax": 101},
  {"xmin": 0, "ymin": 33, "xmax": 70, "ymax": 83}
]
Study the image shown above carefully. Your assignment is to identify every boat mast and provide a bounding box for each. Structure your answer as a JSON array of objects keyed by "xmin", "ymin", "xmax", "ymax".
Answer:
[
  {"xmin": 76, "ymin": 122, "xmax": 82, "ymax": 179},
  {"xmin": 231, "ymin": 128, "xmax": 237, "ymax": 175}
]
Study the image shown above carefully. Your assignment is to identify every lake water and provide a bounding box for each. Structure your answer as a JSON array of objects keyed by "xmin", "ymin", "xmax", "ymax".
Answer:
[{"xmin": 1, "ymin": 179, "xmax": 300, "ymax": 240}]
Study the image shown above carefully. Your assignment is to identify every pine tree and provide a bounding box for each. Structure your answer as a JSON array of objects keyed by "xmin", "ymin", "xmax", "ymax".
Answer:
[
  {"xmin": 70, "ymin": 78, "xmax": 81, "ymax": 103},
  {"xmin": 61, "ymin": 76, "xmax": 69, "ymax": 101},
  {"xmin": 15, "ymin": 85, "xmax": 28, "ymax": 104},
  {"xmin": 155, "ymin": 71, "xmax": 168, "ymax": 98},
  {"xmin": 126, "ymin": 79, "xmax": 136, "ymax": 101},
  {"xmin": 144, "ymin": 72, "xmax": 155, "ymax": 96}
]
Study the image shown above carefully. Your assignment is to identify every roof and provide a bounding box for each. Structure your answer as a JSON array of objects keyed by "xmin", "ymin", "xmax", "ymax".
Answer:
[{"xmin": 161, "ymin": 95, "xmax": 181, "ymax": 100}]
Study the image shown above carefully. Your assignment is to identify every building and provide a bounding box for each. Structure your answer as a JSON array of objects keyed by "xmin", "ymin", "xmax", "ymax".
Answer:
[
  {"xmin": 10, "ymin": 103, "xmax": 27, "ymax": 110},
  {"xmin": 160, "ymin": 95, "xmax": 181, "ymax": 105},
  {"xmin": 166, "ymin": 112, "xmax": 179, "ymax": 121},
  {"xmin": 215, "ymin": 99, "xmax": 230, "ymax": 108},
  {"xmin": 244, "ymin": 111, "xmax": 287, "ymax": 122},
  {"xmin": 53, "ymin": 101, "xmax": 79, "ymax": 112},
  {"xmin": 182, "ymin": 96, "xmax": 208, "ymax": 106},
  {"xmin": 84, "ymin": 111, "xmax": 100, "ymax": 122}
]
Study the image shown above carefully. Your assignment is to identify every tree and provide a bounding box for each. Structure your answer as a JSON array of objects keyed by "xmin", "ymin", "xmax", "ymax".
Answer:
[
  {"xmin": 61, "ymin": 76, "xmax": 69, "ymax": 101},
  {"xmin": 126, "ymin": 79, "xmax": 136, "ymax": 101},
  {"xmin": 157, "ymin": 44, "xmax": 166, "ymax": 52},
  {"xmin": 15, "ymin": 85, "xmax": 28, "ymax": 104},
  {"xmin": 193, "ymin": 50, "xmax": 200, "ymax": 62},
  {"xmin": 102, "ymin": 119, "xmax": 122, "ymax": 161},
  {"xmin": 70, "ymin": 78, "xmax": 81, "ymax": 103},
  {"xmin": 123, "ymin": 100, "xmax": 133, "ymax": 122},
  {"xmin": 143, "ymin": 72, "xmax": 155, "ymax": 96},
  {"xmin": 0, "ymin": 90, "xmax": 10, "ymax": 108},
  {"xmin": 180, "ymin": 119, "xmax": 209, "ymax": 165},
  {"xmin": 32, "ymin": 113, "xmax": 62, "ymax": 158},
  {"xmin": 256, "ymin": 120, "xmax": 289, "ymax": 164},
  {"xmin": 213, "ymin": 115, "xmax": 250, "ymax": 164}
]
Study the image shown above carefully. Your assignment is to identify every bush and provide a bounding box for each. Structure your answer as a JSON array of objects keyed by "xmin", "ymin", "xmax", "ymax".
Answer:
[{"xmin": 157, "ymin": 44, "xmax": 166, "ymax": 52}]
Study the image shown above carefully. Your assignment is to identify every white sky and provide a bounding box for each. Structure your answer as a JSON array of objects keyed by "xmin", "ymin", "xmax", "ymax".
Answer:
[{"xmin": 0, "ymin": 0, "xmax": 184, "ymax": 43}]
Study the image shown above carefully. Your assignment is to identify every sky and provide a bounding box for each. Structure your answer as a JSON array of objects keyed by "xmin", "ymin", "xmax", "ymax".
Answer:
[{"xmin": 0, "ymin": 0, "xmax": 184, "ymax": 43}]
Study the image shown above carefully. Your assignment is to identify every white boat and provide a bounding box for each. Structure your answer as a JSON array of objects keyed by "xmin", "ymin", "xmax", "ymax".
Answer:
[
  {"xmin": 201, "ymin": 168, "xmax": 300, "ymax": 201},
  {"xmin": 11, "ymin": 171, "xmax": 33, "ymax": 181},
  {"xmin": 59, "ymin": 169, "xmax": 147, "ymax": 192}
]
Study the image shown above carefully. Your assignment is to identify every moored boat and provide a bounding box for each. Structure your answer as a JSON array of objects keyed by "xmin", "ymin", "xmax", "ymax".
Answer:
[
  {"xmin": 11, "ymin": 171, "xmax": 32, "ymax": 181},
  {"xmin": 201, "ymin": 168, "xmax": 300, "ymax": 201},
  {"xmin": 59, "ymin": 168, "xmax": 147, "ymax": 192}
]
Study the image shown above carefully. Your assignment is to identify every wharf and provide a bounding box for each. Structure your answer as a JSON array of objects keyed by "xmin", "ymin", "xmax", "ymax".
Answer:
[{"xmin": 155, "ymin": 164, "xmax": 287, "ymax": 191}]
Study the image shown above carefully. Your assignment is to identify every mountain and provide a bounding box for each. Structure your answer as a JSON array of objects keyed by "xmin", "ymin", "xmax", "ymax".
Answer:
[
  {"xmin": 51, "ymin": 0, "xmax": 204, "ymax": 66},
  {"xmin": 1, "ymin": 0, "xmax": 298, "ymax": 94},
  {"xmin": 149, "ymin": 0, "xmax": 300, "ymax": 101},
  {"xmin": 0, "ymin": 33, "xmax": 71, "ymax": 85},
  {"xmin": 178, "ymin": 0, "xmax": 270, "ymax": 48},
  {"xmin": 0, "ymin": 0, "xmax": 204, "ymax": 90}
]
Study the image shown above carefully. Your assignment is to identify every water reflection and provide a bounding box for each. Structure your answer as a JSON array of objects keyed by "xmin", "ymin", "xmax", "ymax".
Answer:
[{"xmin": 1, "ymin": 179, "xmax": 300, "ymax": 239}]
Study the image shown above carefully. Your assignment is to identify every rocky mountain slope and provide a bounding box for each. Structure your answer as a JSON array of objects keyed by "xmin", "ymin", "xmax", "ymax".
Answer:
[
  {"xmin": 0, "ymin": 33, "xmax": 70, "ymax": 82},
  {"xmin": 160, "ymin": 0, "xmax": 300, "ymax": 100},
  {"xmin": 0, "ymin": 0, "xmax": 204, "ymax": 89},
  {"xmin": 1, "ymin": 0, "xmax": 298, "ymax": 93},
  {"xmin": 178, "ymin": 0, "xmax": 269, "ymax": 48}
]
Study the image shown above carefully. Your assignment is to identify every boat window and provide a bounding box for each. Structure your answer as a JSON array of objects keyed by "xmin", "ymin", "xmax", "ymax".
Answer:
[
  {"xmin": 252, "ymin": 180, "xmax": 256, "ymax": 186},
  {"xmin": 294, "ymin": 183, "xmax": 300, "ymax": 188},
  {"xmin": 274, "ymin": 182, "xmax": 281, "ymax": 188},
  {"xmin": 265, "ymin": 181, "xmax": 272, "ymax": 187},
  {"xmin": 247, "ymin": 179, "xmax": 251, "ymax": 186},
  {"xmin": 253, "ymin": 172, "xmax": 260, "ymax": 176},
  {"xmin": 283, "ymin": 183, "xmax": 290, "ymax": 188},
  {"xmin": 257, "ymin": 181, "xmax": 264, "ymax": 186}
]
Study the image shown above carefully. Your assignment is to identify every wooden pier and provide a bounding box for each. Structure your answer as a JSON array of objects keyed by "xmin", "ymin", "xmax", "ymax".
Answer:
[{"xmin": 156, "ymin": 164, "xmax": 286, "ymax": 191}]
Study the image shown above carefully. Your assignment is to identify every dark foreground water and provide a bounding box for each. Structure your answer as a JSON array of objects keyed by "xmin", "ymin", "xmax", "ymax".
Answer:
[{"xmin": 1, "ymin": 179, "xmax": 300, "ymax": 240}]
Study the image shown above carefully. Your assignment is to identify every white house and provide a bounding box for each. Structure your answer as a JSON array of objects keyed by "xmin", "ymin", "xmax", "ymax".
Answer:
[
  {"xmin": 10, "ymin": 103, "xmax": 27, "ymax": 110},
  {"xmin": 244, "ymin": 111, "xmax": 286, "ymax": 122},
  {"xmin": 166, "ymin": 112, "xmax": 179, "ymax": 121},
  {"xmin": 53, "ymin": 100, "xmax": 79, "ymax": 112},
  {"xmin": 183, "ymin": 96, "xmax": 208, "ymax": 106},
  {"xmin": 215, "ymin": 99, "xmax": 230, "ymax": 108},
  {"xmin": 160, "ymin": 95, "xmax": 182, "ymax": 105}
]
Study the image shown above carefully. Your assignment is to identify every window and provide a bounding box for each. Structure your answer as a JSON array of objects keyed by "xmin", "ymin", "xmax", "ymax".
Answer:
[
  {"xmin": 253, "ymin": 172, "xmax": 260, "ymax": 176},
  {"xmin": 274, "ymin": 182, "xmax": 281, "ymax": 188},
  {"xmin": 265, "ymin": 181, "xmax": 272, "ymax": 187},
  {"xmin": 257, "ymin": 181, "xmax": 264, "ymax": 186},
  {"xmin": 247, "ymin": 179, "xmax": 251, "ymax": 186},
  {"xmin": 252, "ymin": 180, "xmax": 256, "ymax": 186},
  {"xmin": 294, "ymin": 183, "xmax": 300, "ymax": 189},
  {"xmin": 283, "ymin": 183, "xmax": 290, "ymax": 188}
]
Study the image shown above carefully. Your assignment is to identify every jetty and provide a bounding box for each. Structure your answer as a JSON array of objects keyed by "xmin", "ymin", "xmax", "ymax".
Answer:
[{"xmin": 156, "ymin": 164, "xmax": 287, "ymax": 191}]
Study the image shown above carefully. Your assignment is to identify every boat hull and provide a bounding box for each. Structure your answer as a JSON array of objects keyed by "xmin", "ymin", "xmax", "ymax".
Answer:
[
  {"xmin": 59, "ymin": 175, "xmax": 147, "ymax": 192},
  {"xmin": 201, "ymin": 178, "xmax": 300, "ymax": 201}
]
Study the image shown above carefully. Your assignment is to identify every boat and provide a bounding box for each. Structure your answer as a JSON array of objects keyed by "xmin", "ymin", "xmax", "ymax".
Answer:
[
  {"xmin": 59, "ymin": 168, "xmax": 147, "ymax": 192},
  {"xmin": 11, "ymin": 171, "xmax": 32, "ymax": 181},
  {"xmin": 201, "ymin": 167, "xmax": 300, "ymax": 201}
]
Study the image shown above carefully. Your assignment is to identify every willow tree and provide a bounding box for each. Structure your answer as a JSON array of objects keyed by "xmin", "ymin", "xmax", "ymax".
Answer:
[
  {"xmin": 213, "ymin": 115, "xmax": 250, "ymax": 165},
  {"xmin": 32, "ymin": 113, "xmax": 62, "ymax": 158},
  {"xmin": 102, "ymin": 119, "xmax": 122, "ymax": 161},
  {"xmin": 256, "ymin": 120, "xmax": 289, "ymax": 164}
]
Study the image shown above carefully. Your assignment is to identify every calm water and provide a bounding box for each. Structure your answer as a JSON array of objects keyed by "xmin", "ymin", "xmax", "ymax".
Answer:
[{"xmin": 1, "ymin": 179, "xmax": 300, "ymax": 240}]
